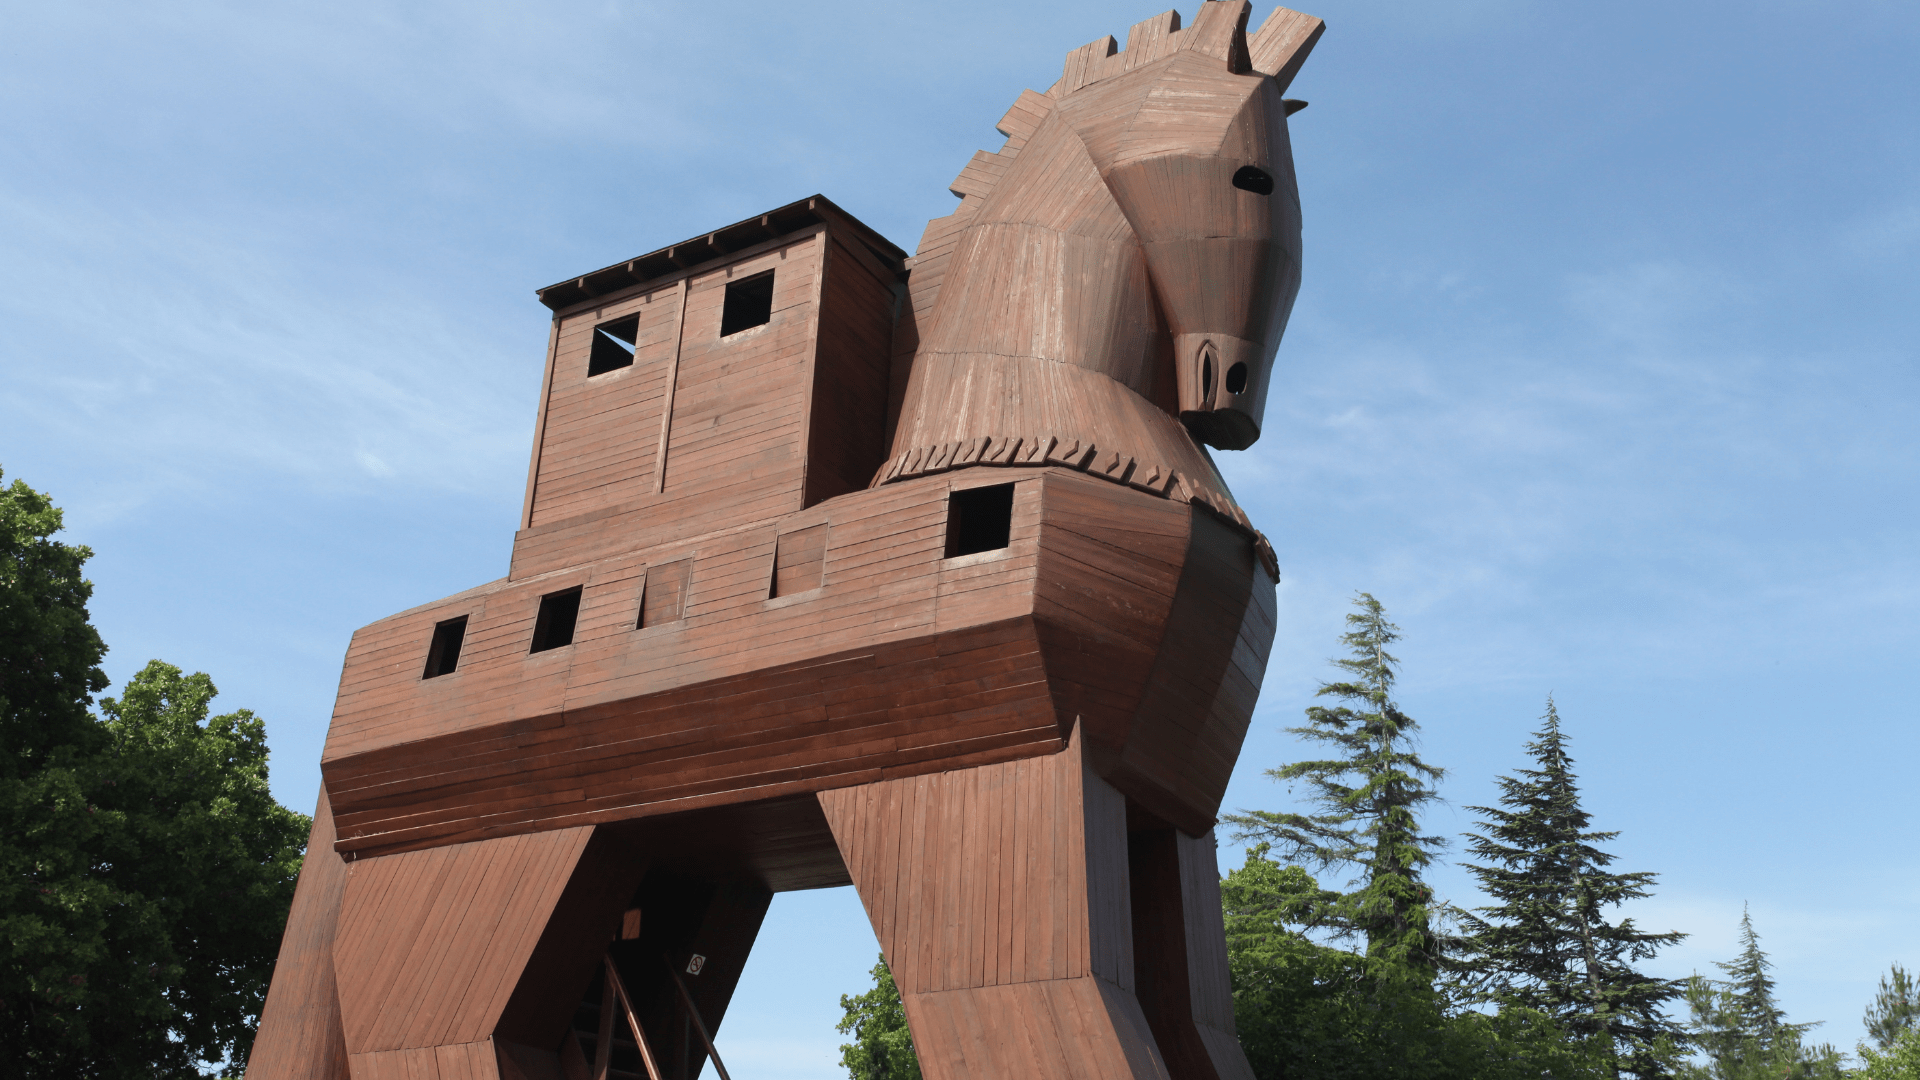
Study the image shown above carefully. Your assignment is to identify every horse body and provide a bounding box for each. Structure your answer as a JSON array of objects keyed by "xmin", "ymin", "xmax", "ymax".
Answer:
[{"xmin": 247, "ymin": 6, "xmax": 1322, "ymax": 1079}]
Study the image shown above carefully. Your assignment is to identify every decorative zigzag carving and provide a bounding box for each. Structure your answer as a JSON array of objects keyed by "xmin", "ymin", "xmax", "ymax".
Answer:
[{"xmin": 902, "ymin": 4, "xmax": 1322, "ymax": 363}]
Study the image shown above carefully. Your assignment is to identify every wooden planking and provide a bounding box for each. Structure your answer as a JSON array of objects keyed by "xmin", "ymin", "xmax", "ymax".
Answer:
[
  {"xmin": 818, "ymin": 724, "xmax": 1127, "ymax": 995},
  {"xmin": 1175, "ymin": 830, "xmax": 1253, "ymax": 1080},
  {"xmin": 804, "ymin": 232, "xmax": 898, "ymax": 506},
  {"xmin": 325, "ymin": 619, "xmax": 1060, "ymax": 856},
  {"xmin": 529, "ymin": 286, "xmax": 682, "ymax": 526},
  {"xmin": 771, "ymin": 522, "xmax": 826, "ymax": 598},
  {"xmin": 818, "ymin": 727, "xmax": 1168, "ymax": 1080},
  {"xmin": 316, "ymin": 468, "xmax": 1268, "ymax": 855},
  {"xmin": 1116, "ymin": 507, "xmax": 1273, "ymax": 834},
  {"xmin": 1247, "ymin": 5, "xmax": 1325, "ymax": 92},
  {"xmin": 331, "ymin": 827, "xmax": 593, "ymax": 1053},
  {"xmin": 344, "ymin": 1041, "xmax": 498, "ymax": 1080},
  {"xmin": 517, "ymin": 224, "xmax": 896, "ymax": 553},
  {"xmin": 252, "ymin": 6, "xmax": 1333, "ymax": 1071},
  {"xmin": 244, "ymin": 790, "xmax": 350, "ymax": 1080}
]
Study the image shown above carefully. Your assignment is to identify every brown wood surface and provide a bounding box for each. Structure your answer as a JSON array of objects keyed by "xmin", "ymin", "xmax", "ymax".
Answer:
[
  {"xmin": 251, "ymin": 6, "xmax": 1319, "ymax": 1076},
  {"xmin": 247, "ymin": 790, "xmax": 351, "ymax": 1080}
]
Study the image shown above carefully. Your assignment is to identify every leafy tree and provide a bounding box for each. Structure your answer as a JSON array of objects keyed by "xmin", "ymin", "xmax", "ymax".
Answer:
[
  {"xmin": 0, "ymin": 470, "xmax": 309, "ymax": 1077},
  {"xmin": 1854, "ymin": 1027, "xmax": 1920, "ymax": 1080},
  {"xmin": 1865, "ymin": 964, "xmax": 1920, "ymax": 1050},
  {"xmin": 837, "ymin": 954, "xmax": 920, "ymax": 1080},
  {"xmin": 1457, "ymin": 697, "xmax": 1687, "ymax": 1077},
  {"xmin": 1222, "ymin": 844, "xmax": 1612, "ymax": 1080},
  {"xmin": 1223, "ymin": 593, "xmax": 1448, "ymax": 971},
  {"xmin": 0, "ymin": 470, "xmax": 110, "ymax": 777},
  {"xmin": 1678, "ymin": 910, "xmax": 1843, "ymax": 1080}
]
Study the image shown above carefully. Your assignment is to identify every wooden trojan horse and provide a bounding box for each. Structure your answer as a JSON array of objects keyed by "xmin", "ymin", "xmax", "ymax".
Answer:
[{"xmin": 246, "ymin": 5, "xmax": 1322, "ymax": 1079}]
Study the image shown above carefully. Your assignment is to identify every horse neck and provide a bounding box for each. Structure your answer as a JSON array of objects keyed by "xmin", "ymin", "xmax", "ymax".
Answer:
[{"xmin": 894, "ymin": 112, "xmax": 1180, "ymax": 454}]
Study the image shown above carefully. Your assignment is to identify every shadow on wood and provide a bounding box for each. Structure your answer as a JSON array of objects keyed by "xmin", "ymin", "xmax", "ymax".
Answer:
[{"xmin": 247, "ymin": 5, "xmax": 1321, "ymax": 1078}]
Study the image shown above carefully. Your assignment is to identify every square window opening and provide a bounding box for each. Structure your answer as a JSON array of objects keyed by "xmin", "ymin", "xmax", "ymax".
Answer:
[
  {"xmin": 720, "ymin": 272, "xmax": 775, "ymax": 336},
  {"xmin": 530, "ymin": 587, "xmax": 583, "ymax": 653},
  {"xmin": 588, "ymin": 314, "xmax": 639, "ymax": 377},
  {"xmin": 771, "ymin": 524, "xmax": 827, "ymax": 598},
  {"xmin": 946, "ymin": 484, "xmax": 1015, "ymax": 558},
  {"xmin": 422, "ymin": 615, "xmax": 469, "ymax": 679},
  {"xmin": 637, "ymin": 560, "xmax": 691, "ymax": 629}
]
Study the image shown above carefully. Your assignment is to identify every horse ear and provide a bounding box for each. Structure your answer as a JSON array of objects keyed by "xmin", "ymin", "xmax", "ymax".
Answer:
[
  {"xmin": 1248, "ymin": 6, "xmax": 1325, "ymax": 93},
  {"xmin": 1185, "ymin": 0, "xmax": 1253, "ymax": 74}
]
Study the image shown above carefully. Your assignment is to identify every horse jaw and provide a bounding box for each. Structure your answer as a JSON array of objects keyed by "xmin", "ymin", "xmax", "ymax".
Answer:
[{"xmin": 1060, "ymin": 41, "xmax": 1303, "ymax": 452}]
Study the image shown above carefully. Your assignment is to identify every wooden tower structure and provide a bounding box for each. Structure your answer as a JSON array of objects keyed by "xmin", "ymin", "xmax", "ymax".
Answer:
[{"xmin": 246, "ymin": 5, "xmax": 1324, "ymax": 1079}]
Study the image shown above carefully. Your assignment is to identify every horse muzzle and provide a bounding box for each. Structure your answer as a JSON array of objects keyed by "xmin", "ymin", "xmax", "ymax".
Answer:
[{"xmin": 1175, "ymin": 333, "xmax": 1268, "ymax": 451}]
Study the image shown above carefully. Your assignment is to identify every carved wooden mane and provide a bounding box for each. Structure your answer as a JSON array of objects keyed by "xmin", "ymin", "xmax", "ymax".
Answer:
[{"xmin": 246, "ymin": 6, "xmax": 1322, "ymax": 1080}]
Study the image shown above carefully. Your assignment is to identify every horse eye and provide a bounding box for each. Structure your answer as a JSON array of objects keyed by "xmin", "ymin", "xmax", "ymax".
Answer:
[{"xmin": 1232, "ymin": 166, "xmax": 1274, "ymax": 196}]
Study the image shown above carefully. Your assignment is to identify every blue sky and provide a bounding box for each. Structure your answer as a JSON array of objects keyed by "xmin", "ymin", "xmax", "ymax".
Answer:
[{"xmin": 4, "ymin": 0, "xmax": 1916, "ymax": 1072}]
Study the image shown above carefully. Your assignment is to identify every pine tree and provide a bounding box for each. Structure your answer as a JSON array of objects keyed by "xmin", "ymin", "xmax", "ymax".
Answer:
[
  {"xmin": 1863, "ymin": 963, "xmax": 1919, "ymax": 1051},
  {"xmin": 1717, "ymin": 908, "xmax": 1813, "ymax": 1048},
  {"xmin": 1681, "ymin": 909, "xmax": 1844, "ymax": 1080},
  {"xmin": 1224, "ymin": 593, "xmax": 1448, "ymax": 970},
  {"xmin": 1457, "ymin": 698, "xmax": 1686, "ymax": 1078}
]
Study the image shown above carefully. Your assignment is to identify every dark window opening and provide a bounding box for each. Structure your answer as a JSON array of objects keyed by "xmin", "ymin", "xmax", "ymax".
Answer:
[
  {"xmin": 530, "ymin": 586, "xmax": 583, "ymax": 653},
  {"xmin": 1201, "ymin": 345, "xmax": 1216, "ymax": 399},
  {"xmin": 1225, "ymin": 361, "xmax": 1248, "ymax": 395},
  {"xmin": 588, "ymin": 314, "xmax": 639, "ymax": 377},
  {"xmin": 422, "ymin": 616, "xmax": 468, "ymax": 679},
  {"xmin": 771, "ymin": 524, "xmax": 827, "ymax": 598},
  {"xmin": 720, "ymin": 272, "xmax": 775, "ymax": 336},
  {"xmin": 638, "ymin": 560, "xmax": 691, "ymax": 629},
  {"xmin": 946, "ymin": 484, "xmax": 1015, "ymax": 558},
  {"xmin": 1232, "ymin": 165, "xmax": 1274, "ymax": 196}
]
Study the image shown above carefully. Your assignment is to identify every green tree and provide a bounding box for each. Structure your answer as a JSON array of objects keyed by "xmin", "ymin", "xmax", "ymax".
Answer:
[
  {"xmin": 1224, "ymin": 593, "xmax": 1449, "ymax": 971},
  {"xmin": 1678, "ymin": 910, "xmax": 1843, "ymax": 1080},
  {"xmin": 1865, "ymin": 964, "xmax": 1920, "ymax": 1050},
  {"xmin": 1457, "ymin": 697, "xmax": 1687, "ymax": 1078},
  {"xmin": 0, "ymin": 470, "xmax": 309, "ymax": 1077},
  {"xmin": 837, "ymin": 954, "xmax": 920, "ymax": 1080},
  {"xmin": 1855, "ymin": 1027, "xmax": 1920, "ymax": 1080},
  {"xmin": 1222, "ymin": 844, "xmax": 1612, "ymax": 1080}
]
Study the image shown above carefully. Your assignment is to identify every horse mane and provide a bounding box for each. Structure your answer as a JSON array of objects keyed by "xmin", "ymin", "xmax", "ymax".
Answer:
[{"xmin": 890, "ymin": 4, "xmax": 1324, "ymax": 404}]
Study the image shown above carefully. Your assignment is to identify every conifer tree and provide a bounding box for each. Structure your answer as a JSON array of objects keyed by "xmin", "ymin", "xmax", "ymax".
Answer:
[
  {"xmin": 1457, "ymin": 698, "xmax": 1686, "ymax": 1079},
  {"xmin": 1224, "ymin": 593, "xmax": 1448, "ymax": 970},
  {"xmin": 1863, "ymin": 963, "xmax": 1919, "ymax": 1051},
  {"xmin": 1681, "ymin": 909, "xmax": 1844, "ymax": 1080},
  {"xmin": 1716, "ymin": 908, "xmax": 1814, "ymax": 1048}
]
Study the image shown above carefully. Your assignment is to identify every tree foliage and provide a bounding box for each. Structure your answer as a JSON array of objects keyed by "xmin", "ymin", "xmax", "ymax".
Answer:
[
  {"xmin": 1223, "ymin": 845, "xmax": 1613, "ymax": 1080},
  {"xmin": 1223, "ymin": 592, "xmax": 1448, "ymax": 971},
  {"xmin": 837, "ymin": 954, "xmax": 920, "ymax": 1080},
  {"xmin": 1865, "ymin": 964, "xmax": 1920, "ymax": 1051},
  {"xmin": 1677, "ymin": 910, "xmax": 1843, "ymax": 1080},
  {"xmin": 0, "ymin": 470, "xmax": 309, "ymax": 1077},
  {"xmin": 1458, "ymin": 697, "xmax": 1687, "ymax": 1077},
  {"xmin": 1854, "ymin": 1027, "xmax": 1920, "ymax": 1080}
]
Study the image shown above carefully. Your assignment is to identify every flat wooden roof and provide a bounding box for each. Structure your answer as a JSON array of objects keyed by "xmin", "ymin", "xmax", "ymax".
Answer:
[{"xmin": 536, "ymin": 194, "xmax": 909, "ymax": 312}]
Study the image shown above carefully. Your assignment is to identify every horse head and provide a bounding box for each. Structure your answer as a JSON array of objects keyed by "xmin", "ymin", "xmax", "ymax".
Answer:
[{"xmin": 1059, "ymin": 1, "xmax": 1314, "ymax": 451}]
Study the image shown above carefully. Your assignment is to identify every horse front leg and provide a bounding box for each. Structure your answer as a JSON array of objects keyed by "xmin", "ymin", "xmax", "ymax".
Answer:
[{"xmin": 818, "ymin": 727, "xmax": 1172, "ymax": 1080}]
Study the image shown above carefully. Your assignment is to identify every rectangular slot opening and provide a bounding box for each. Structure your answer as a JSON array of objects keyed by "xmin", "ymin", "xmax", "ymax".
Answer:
[
  {"xmin": 719, "ymin": 271, "xmax": 775, "ymax": 336},
  {"xmin": 638, "ymin": 560, "xmax": 691, "ymax": 629},
  {"xmin": 770, "ymin": 524, "xmax": 827, "ymax": 598},
  {"xmin": 421, "ymin": 615, "xmax": 469, "ymax": 679},
  {"xmin": 529, "ymin": 586, "xmax": 583, "ymax": 653},
  {"xmin": 587, "ymin": 314, "xmax": 639, "ymax": 377},
  {"xmin": 945, "ymin": 483, "xmax": 1015, "ymax": 558}
]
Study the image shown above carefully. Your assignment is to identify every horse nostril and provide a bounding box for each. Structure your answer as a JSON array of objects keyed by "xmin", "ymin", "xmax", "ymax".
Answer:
[
  {"xmin": 1225, "ymin": 362, "xmax": 1247, "ymax": 395},
  {"xmin": 1232, "ymin": 166, "xmax": 1274, "ymax": 196}
]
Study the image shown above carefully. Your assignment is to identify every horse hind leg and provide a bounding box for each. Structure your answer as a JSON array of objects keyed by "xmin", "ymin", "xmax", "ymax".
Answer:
[
  {"xmin": 1127, "ymin": 824, "xmax": 1257, "ymax": 1080},
  {"xmin": 820, "ymin": 728, "xmax": 1185, "ymax": 1080}
]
